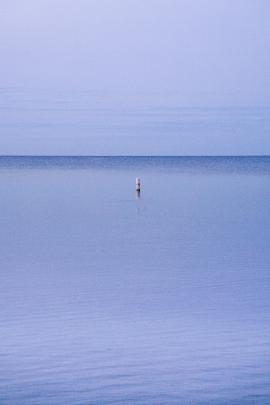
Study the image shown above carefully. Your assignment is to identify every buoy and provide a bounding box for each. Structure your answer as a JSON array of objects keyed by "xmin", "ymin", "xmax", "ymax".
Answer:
[{"xmin": 136, "ymin": 177, "xmax": 141, "ymax": 192}]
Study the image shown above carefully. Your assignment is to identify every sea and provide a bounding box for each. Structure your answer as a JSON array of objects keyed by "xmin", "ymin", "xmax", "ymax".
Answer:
[{"xmin": 0, "ymin": 156, "xmax": 270, "ymax": 404}]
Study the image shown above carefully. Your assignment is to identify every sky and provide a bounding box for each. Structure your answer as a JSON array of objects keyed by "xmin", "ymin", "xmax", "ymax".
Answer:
[{"xmin": 0, "ymin": 0, "xmax": 270, "ymax": 155}]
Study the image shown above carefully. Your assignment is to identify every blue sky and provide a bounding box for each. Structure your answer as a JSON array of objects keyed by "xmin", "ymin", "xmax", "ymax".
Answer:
[{"xmin": 0, "ymin": 1, "xmax": 269, "ymax": 154}]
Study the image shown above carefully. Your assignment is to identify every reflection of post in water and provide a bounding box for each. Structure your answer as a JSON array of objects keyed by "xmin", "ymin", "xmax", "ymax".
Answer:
[{"xmin": 135, "ymin": 178, "xmax": 141, "ymax": 199}]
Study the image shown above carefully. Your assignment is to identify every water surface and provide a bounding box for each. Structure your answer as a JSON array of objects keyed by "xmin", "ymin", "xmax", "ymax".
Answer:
[{"xmin": 0, "ymin": 156, "xmax": 270, "ymax": 404}]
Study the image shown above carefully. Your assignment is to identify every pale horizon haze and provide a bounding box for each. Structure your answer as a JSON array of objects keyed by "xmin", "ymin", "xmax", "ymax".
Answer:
[{"xmin": 0, "ymin": 0, "xmax": 270, "ymax": 155}]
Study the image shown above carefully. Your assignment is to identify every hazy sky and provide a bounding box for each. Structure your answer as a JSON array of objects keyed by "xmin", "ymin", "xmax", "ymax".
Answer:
[{"xmin": 0, "ymin": 0, "xmax": 270, "ymax": 154}]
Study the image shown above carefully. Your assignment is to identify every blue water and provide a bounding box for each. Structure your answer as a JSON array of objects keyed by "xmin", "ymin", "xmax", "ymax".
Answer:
[
  {"xmin": 1, "ymin": 88, "xmax": 270, "ymax": 155},
  {"xmin": 0, "ymin": 156, "xmax": 270, "ymax": 404}
]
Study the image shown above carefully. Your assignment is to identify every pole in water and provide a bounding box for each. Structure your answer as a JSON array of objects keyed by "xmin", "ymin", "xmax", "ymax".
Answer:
[
  {"xmin": 136, "ymin": 177, "xmax": 141, "ymax": 192},
  {"xmin": 136, "ymin": 177, "xmax": 141, "ymax": 197}
]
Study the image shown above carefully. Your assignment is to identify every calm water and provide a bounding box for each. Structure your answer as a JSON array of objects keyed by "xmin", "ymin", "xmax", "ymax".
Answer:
[
  {"xmin": 1, "ymin": 88, "xmax": 270, "ymax": 155},
  {"xmin": 0, "ymin": 156, "xmax": 270, "ymax": 404}
]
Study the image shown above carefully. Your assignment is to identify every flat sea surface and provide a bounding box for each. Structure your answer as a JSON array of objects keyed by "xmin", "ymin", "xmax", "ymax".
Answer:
[{"xmin": 0, "ymin": 156, "xmax": 270, "ymax": 404}]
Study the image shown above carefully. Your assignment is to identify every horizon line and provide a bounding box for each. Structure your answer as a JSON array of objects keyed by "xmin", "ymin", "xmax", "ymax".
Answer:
[{"xmin": 0, "ymin": 155, "xmax": 269, "ymax": 158}]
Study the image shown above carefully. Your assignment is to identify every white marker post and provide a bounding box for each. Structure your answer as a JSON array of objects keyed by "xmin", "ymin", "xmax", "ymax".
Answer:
[{"xmin": 136, "ymin": 177, "xmax": 141, "ymax": 192}]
